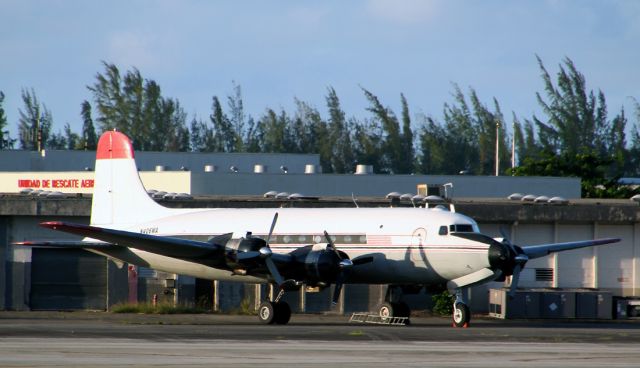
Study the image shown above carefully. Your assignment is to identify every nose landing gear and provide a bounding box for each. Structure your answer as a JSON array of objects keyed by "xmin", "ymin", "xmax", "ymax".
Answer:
[{"xmin": 452, "ymin": 289, "xmax": 470, "ymax": 328}]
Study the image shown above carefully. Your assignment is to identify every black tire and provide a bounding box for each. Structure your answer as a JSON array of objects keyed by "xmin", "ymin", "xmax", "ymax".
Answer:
[
  {"xmin": 258, "ymin": 301, "xmax": 276, "ymax": 324},
  {"xmin": 379, "ymin": 302, "xmax": 395, "ymax": 320},
  {"xmin": 452, "ymin": 302, "xmax": 470, "ymax": 328},
  {"xmin": 395, "ymin": 302, "xmax": 411, "ymax": 325},
  {"xmin": 274, "ymin": 302, "xmax": 291, "ymax": 325},
  {"xmin": 395, "ymin": 302, "xmax": 411, "ymax": 318}
]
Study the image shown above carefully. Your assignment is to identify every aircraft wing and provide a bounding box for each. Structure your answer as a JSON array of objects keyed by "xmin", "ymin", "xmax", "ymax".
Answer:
[
  {"xmin": 37, "ymin": 221, "xmax": 222, "ymax": 260},
  {"xmin": 522, "ymin": 238, "xmax": 620, "ymax": 259},
  {"xmin": 14, "ymin": 240, "xmax": 116, "ymax": 249}
]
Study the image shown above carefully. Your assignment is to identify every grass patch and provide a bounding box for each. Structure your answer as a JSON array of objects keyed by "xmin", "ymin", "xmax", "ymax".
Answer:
[{"xmin": 110, "ymin": 302, "xmax": 209, "ymax": 314}]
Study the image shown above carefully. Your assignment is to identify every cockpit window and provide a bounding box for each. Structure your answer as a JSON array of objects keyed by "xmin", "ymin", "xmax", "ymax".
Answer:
[
  {"xmin": 439, "ymin": 226, "xmax": 448, "ymax": 235},
  {"xmin": 449, "ymin": 224, "xmax": 474, "ymax": 233}
]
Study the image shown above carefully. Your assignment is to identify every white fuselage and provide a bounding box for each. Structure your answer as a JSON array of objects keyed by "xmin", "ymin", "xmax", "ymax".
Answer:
[{"xmin": 92, "ymin": 206, "xmax": 491, "ymax": 285}]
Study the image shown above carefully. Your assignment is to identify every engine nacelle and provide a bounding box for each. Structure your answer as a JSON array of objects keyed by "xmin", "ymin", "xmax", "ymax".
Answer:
[
  {"xmin": 302, "ymin": 244, "xmax": 344, "ymax": 286},
  {"xmin": 224, "ymin": 235, "xmax": 267, "ymax": 270}
]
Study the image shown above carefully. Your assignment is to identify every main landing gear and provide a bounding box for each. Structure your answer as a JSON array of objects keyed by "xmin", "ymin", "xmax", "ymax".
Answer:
[
  {"xmin": 258, "ymin": 300, "xmax": 291, "ymax": 325},
  {"xmin": 452, "ymin": 289, "xmax": 470, "ymax": 328},
  {"xmin": 258, "ymin": 287, "xmax": 292, "ymax": 325},
  {"xmin": 377, "ymin": 286, "xmax": 411, "ymax": 324}
]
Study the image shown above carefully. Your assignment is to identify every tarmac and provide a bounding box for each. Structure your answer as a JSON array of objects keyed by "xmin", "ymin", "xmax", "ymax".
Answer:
[{"xmin": 2, "ymin": 311, "xmax": 640, "ymax": 367}]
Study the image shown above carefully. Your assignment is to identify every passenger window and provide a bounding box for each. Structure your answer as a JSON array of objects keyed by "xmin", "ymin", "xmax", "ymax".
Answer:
[{"xmin": 439, "ymin": 226, "xmax": 448, "ymax": 235}]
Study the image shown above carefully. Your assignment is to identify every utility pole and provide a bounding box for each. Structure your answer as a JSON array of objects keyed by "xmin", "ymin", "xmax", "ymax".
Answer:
[
  {"xmin": 511, "ymin": 121, "xmax": 516, "ymax": 173},
  {"xmin": 35, "ymin": 109, "xmax": 41, "ymax": 153},
  {"xmin": 495, "ymin": 121, "xmax": 500, "ymax": 176}
]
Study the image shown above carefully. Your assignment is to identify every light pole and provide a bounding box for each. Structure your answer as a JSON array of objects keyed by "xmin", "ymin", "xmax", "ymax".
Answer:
[{"xmin": 495, "ymin": 121, "xmax": 500, "ymax": 176}]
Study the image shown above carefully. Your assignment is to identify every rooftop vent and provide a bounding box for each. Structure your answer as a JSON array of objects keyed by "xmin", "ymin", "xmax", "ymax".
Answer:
[
  {"xmin": 548, "ymin": 196, "xmax": 569, "ymax": 205},
  {"xmin": 355, "ymin": 164, "xmax": 373, "ymax": 175},
  {"xmin": 263, "ymin": 191, "xmax": 278, "ymax": 198},
  {"xmin": 424, "ymin": 195, "xmax": 445, "ymax": 203},
  {"xmin": 304, "ymin": 164, "xmax": 317, "ymax": 174},
  {"xmin": 385, "ymin": 191, "xmax": 401, "ymax": 199},
  {"xmin": 508, "ymin": 193, "xmax": 524, "ymax": 200},
  {"xmin": 534, "ymin": 195, "xmax": 550, "ymax": 203}
]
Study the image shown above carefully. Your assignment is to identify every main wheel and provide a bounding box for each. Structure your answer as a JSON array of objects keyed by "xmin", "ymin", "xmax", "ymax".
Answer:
[
  {"xmin": 274, "ymin": 302, "xmax": 291, "ymax": 325},
  {"xmin": 258, "ymin": 301, "xmax": 276, "ymax": 324},
  {"xmin": 379, "ymin": 302, "xmax": 395, "ymax": 320},
  {"xmin": 452, "ymin": 302, "xmax": 470, "ymax": 328}
]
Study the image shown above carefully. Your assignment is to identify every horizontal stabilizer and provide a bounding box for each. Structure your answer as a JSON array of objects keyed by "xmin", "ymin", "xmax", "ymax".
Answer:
[
  {"xmin": 39, "ymin": 221, "xmax": 221, "ymax": 260},
  {"xmin": 447, "ymin": 267, "xmax": 500, "ymax": 290}
]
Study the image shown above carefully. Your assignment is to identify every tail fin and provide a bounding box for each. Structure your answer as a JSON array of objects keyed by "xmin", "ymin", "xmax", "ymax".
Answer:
[{"xmin": 90, "ymin": 131, "xmax": 173, "ymax": 226}]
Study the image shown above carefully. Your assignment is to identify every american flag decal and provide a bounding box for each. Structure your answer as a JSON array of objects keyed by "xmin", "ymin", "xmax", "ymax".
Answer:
[{"xmin": 367, "ymin": 235, "xmax": 392, "ymax": 245}]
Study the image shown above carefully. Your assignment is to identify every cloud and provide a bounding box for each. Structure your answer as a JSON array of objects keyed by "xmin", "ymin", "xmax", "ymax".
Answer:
[{"xmin": 366, "ymin": 0, "xmax": 439, "ymax": 25}]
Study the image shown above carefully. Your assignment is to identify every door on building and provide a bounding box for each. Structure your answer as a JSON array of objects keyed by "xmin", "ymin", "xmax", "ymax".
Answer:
[{"xmin": 30, "ymin": 248, "xmax": 107, "ymax": 310}]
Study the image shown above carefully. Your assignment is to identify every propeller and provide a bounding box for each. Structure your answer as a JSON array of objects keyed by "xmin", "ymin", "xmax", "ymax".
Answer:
[
  {"xmin": 498, "ymin": 227, "xmax": 528, "ymax": 298},
  {"xmin": 259, "ymin": 213, "xmax": 286, "ymax": 286},
  {"xmin": 324, "ymin": 231, "xmax": 353, "ymax": 305}
]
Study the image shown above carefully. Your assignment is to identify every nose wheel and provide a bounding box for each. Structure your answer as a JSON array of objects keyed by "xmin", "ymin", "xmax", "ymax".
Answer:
[{"xmin": 452, "ymin": 302, "xmax": 470, "ymax": 328}]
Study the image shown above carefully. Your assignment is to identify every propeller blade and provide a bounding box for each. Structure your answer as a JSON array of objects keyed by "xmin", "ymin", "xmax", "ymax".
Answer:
[
  {"xmin": 236, "ymin": 251, "xmax": 261, "ymax": 261},
  {"xmin": 332, "ymin": 259, "xmax": 353, "ymax": 305},
  {"xmin": 266, "ymin": 212, "xmax": 279, "ymax": 245},
  {"xmin": 499, "ymin": 227, "xmax": 511, "ymax": 245},
  {"xmin": 264, "ymin": 255, "xmax": 284, "ymax": 286},
  {"xmin": 508, "ymin": 263, "xmax": 522, "ymax": 299},
  {"xmin": 332, "ymin": 277, "xmax": 344, "ymax": 305},
  {"xmin": 324, "ymin": 230, "xmax": 335, "ymax": 249}
]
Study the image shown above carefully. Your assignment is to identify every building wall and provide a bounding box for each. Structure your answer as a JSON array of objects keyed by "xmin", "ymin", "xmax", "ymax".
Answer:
[{"xmin": 0, "ymin": 150, "xmax": 320, "ymax": 174}]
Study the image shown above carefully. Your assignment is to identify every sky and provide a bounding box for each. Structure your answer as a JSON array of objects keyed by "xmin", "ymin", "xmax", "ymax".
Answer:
[{"xmin": 1, "ymin": 0, "xmax": 639, "ymax": 140}]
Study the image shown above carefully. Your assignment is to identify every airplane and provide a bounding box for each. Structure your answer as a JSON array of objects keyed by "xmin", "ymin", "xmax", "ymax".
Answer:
[{"xmin": 18, "ymin": 130, "xmax": 620, "ymax": 327}]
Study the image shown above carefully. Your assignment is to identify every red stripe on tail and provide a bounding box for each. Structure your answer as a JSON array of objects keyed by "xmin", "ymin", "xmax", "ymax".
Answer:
[{"xmin": 96, "ymin": 131, "xmax": 134, "ymax": 160}]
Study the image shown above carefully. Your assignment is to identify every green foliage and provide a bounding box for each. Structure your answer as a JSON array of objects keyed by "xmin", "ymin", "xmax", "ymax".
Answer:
[
  {"xmin": 0, "ymin": 91, "xmax": 15, "ymax": 149},
  {"xmin": 88, "ymin": 62, "xmax": 189, "ymax": 151},
  {"xmin": 18, "ymin": 88, "xmax": 53, "ymax": 150},
  {"xmin": 80, "ymin": 100, "xmax": 97, "ymax": 150},
  {"xmin": 431, "ymin": 290, "xmax": 454, "ymax": 316},
  {"xmin": 417, "ymin": 85, "xmax": 510, "ymax": 175},
  {"xmin": 511, "ymin": 151, "xmax": 639, "ymax": 198}
]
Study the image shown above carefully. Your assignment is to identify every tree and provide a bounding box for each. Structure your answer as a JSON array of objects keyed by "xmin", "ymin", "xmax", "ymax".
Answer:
[
  {"xmin": 362, "ymin": 88, "xmax": 414, "ymax": 174},
  {"xmin": 227, "ymin": 82, "xmax": 245, "ymax": 152},
  {"xmin": 326, "ymin": 87, "xmax": 355, "ymax": 173},
  {"xmin": 17, "ymin": 88, "xmax": 53, "ymax": 150},
  {"xmin": 80, "ymin": 101, "xmax": 98, "ymax": 150},
  {"xmin": 533, "ymin": 56, "xmax": 610, "ymax": 157},
  {"xmin": 258, "ymin": 108, "xmax": 291, "ymax": 153},
  {"xmin": 0, "ymin": 91, "xmax": 15, "ymax": 149},
  {"xmin": 210, "ymin": 96, "xmax": 235, "ymax": 152},
  {"xmin": 63, "ymin": 123, "xmax": 80, "ymax": 150},
  {"xmin": 88, "ymin": 62, "xmax": 188, "ymax": 151}
]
